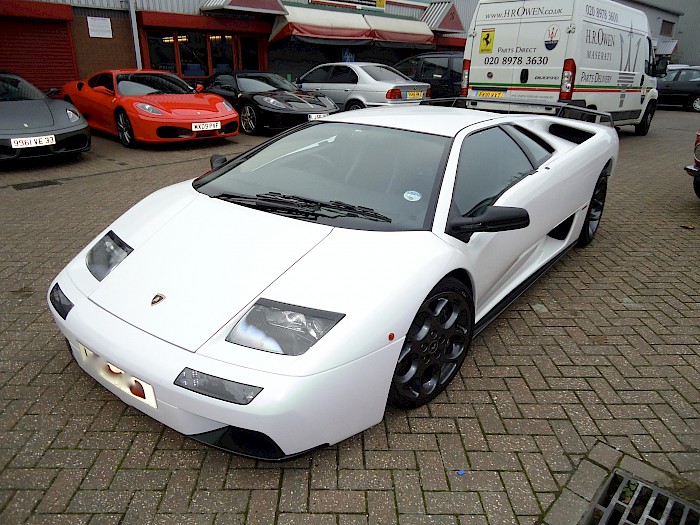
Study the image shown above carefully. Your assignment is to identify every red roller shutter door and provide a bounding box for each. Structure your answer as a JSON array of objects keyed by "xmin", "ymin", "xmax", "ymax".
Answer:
[{"xmin": 0, "ymin": 18, "xmax": 78, "ymax": 92}]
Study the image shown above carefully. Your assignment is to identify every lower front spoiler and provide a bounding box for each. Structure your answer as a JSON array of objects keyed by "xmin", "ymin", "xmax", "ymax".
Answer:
[
  {"xmin": 685, "ymin": 164, "xmax": 699, "ymax": 177},
  {"xmin": 191, "ymin": 426, "xmax": 327, "ymax": 461}
]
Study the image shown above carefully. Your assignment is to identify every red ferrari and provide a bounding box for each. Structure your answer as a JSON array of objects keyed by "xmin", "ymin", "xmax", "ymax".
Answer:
[{"xmin": 62, "ymin": 70, "xmax": 239, "ymax": 147}]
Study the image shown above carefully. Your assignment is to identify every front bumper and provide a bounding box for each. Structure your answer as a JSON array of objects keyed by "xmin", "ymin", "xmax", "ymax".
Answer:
[
  {"xmin": 132, "ymin": 113, "xmax": 239, "ymax": 143},
  {"xmin": 48, "ymin": 270, "xmax": 400, "ymax": 459},
  {"xmin": 0, "ymin": 123, "xmax": 91, "ymax": 161}
]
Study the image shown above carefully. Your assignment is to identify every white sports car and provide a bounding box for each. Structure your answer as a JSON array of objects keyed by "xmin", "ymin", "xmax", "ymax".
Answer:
[{"xmin": 48, "ymin": 105, "xmax": 618, "ymax": 460}]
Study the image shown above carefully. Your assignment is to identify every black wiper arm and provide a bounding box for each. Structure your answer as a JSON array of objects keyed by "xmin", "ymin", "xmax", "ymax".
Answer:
[{"xmin": 256, "ymin": 193, "xmax": 392, "ymax": 223}]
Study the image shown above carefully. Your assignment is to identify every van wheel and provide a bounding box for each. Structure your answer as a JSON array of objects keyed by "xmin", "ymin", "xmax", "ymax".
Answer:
[{"xmin": 634, "ymin": 104, "xmax": 655, "ymax": 136}]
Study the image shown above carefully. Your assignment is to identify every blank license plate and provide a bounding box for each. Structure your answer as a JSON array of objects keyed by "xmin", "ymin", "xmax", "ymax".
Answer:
[
  {"xmin": 11, "ymin": 135, "xmax": 56, "ymax": 148},
  {"xmin": 192, "ymin": 122, "xmax": 221, "ymax": 131},
  {"xmin": 407, "ymin": 91, "xmax": 423, "ymax": 99},
  {"xmin": 308, "ymin": 113, "xmax": 328, "ymax": 120}
]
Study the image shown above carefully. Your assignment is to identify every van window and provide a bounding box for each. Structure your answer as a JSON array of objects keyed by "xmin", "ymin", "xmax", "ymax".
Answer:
[{"xmin": 453, "ymin": 127, "xmax": 534, "ymax": 217}]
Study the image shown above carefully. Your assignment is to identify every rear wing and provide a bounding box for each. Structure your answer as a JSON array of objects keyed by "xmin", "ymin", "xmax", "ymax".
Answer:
[{"xmin": 422, "ymin": 97, "xmax": 614, "ymax": 127}]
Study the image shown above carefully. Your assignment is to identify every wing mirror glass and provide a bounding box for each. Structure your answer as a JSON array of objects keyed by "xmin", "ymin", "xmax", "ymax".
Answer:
[
  {"xmin": 196, "ymin": 83, "xmax": 204, "ymax": 93},
  {"xmin": 654, "ymin": 58, "xmax": 669, "ymax": 77}
]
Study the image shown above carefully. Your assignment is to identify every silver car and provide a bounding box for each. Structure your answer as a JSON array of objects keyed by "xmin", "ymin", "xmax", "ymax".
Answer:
[{"xmin": 297, "ymin": 62, "xmax": 431, "ymax": 111}]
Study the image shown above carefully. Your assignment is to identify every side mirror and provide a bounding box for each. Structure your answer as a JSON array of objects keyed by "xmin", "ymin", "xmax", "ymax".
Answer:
[
  {"xmin": 93, "ymin": 85, "xmax": 114, "ymax": 96},
  {"xmin": 655, "ymin": 58, "xmax": 669, "ymax": 77},
  {"xmin": 447, "ymin": 206, "xmax": 530, "ymax": 237},
  {"xmin": 196, "ymin": 83, "xmax": 204, "ymax": 93},
  {"xmin": 210, "ymin": 154, "xmax": 228, "ymax": 170}
]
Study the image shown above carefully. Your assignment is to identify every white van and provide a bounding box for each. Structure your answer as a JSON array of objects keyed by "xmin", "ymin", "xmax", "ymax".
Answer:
[{"xmin": 461, "ymin": 0, "xmax": 668, "ymax": 135}]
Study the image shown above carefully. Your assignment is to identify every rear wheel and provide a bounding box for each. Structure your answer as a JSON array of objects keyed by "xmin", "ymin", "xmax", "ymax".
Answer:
[
  {"xmin": 387, "ymin": 277, "xmax": 474, "ymax": 409},
  {"xmin": 115, "ymin": 109, "xmax": 136, "ymax": 148},
  {"xmin": 240, "ymin": 105, "xmax": 258, "ymax": 134},
  {"xmin": 634, "ymin": 104, "xmax": 655, "ymax": 136},
  {"xmin": 577, "ymin": 171, "xmax": 608, "ymax": 247},
  {"xmin": 689, "ymin": 96, "xmax": 700, "ymax": 113},
  {"xmin": 345, "ymin": 100, "xmax": 364, "ymax": 111}
]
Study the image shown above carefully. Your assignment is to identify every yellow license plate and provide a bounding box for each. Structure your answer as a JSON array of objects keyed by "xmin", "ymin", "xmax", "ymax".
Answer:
[
  {"xmin": 407, "ymin": 91, "xmax": 423, "ymax": 99},
  {"xmin": 477, "ymin": 91, "xmax": 505, "ymax": 98}
]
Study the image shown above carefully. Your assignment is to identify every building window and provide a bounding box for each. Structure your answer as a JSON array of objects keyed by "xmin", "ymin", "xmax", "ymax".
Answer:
[
  {"xmin": 660, "ymin": 20, "xmax": 674, "ymax": 37},
  {"xmin": 210, "ymin": 35, "xmax": 234, "ymax": 74},
  {"xmin": 148, "ymin": 31, "xmax": 176, "ymax": 73},
  {"xmin": 179, "ymin": 31, "xmax": 209, "ymax": 77},
  {"xmin": 240, "ymin": 37, "xmax": 260, "ymax": 71}
]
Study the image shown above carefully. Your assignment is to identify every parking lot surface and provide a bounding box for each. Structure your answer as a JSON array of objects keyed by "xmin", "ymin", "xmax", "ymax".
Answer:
[{"xmin": 1, "ymin": 111, "xmax": 699, "ymax": 524}]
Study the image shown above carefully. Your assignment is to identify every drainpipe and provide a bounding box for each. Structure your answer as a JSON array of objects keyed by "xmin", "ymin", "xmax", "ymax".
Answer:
[{"xmin": 129, "ymin": 0, "xmax": 143, "ymax": 69}]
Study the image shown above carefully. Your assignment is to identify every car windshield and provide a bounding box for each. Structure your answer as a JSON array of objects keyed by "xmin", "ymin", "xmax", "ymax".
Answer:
[
  {"xmin": 237, "ymin": 74, "xmax": 298, "ymax": 93},
  {"xmin": 194, "ymin": 122, "xmax": 448, "ymax": 231},
  {"xmin": 361, "ymin": 65, "xmax": 411, "ymax": 82},
  {"xmin": 116, "ymin": 73, "xmax": 194, "ymax": 96},
  {"xmin": 0, "ymin": 75, "xmax": 46, "ymax": 101}
]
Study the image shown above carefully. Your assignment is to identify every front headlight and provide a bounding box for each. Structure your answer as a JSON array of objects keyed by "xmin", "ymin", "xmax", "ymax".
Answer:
[
  {"xmin": 86, "ymin": 231, "xmax": 133, "ymax": 281},
  {"xmin": 227, "ymin": 299, "xmax": 344, "ymax": 356},
  {"xmin": 261, "ymin": 96, "xmax": 287, "ymax": 109},
  {"xmin": 221, "ymin": 100, "xmax": 233, "ymax": 111},
  {"xmin": 135, "ymin": 102, "xmax": 162, "ymax": 115},
  {"xmin": 66, "ymin": 108, "xmax": 81, "ymax": 123}
]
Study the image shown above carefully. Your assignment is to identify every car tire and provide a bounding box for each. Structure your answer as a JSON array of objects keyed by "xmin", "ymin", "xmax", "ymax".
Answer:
[
  {"xmin": 577, "ymin": 171, "xmax": 608, "ymax": 247},
  {"xmin": 240, "ymin": 105, "xmax": 258, "ymax": 134},
  {"xmin": 387, "ymin": 277, "xmax": 474, "ymax": 410},
  {"xmin": 694, "ymin": 177, "xmax": 700, "ymax": 199},
  {"xmin": 345, "ymin": 100, "xmax": 364, "ymax": 111},
  {"xmin": 689, "ymin": 96, "xmax": 700, "ymax": 113},
  {"xmin": 115, "ymin": 109, "xmax": 137, "ymax": 148},
  {"xmin": 634, "ymin": 103, "xmax": 655, "ymax": 136}
]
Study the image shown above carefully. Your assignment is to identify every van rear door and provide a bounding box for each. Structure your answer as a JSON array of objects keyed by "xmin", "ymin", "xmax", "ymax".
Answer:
[{"xmin": 467, "ymin": 0, "xmax": 572, "ymax": 104}]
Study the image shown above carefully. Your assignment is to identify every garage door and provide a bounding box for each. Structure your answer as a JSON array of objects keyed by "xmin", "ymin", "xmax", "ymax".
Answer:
[{"xmin": 0, "ymin": 18, "xmax": 78, "ymax": 92}]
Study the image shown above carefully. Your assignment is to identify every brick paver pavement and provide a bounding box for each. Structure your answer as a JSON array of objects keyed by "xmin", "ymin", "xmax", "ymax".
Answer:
[{"xmin": 1, "ymin": 110, "xmax": 698, "ymax": 524}]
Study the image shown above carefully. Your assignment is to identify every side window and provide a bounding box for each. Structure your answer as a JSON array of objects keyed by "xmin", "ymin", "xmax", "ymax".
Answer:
[
  {"xmin": 678, "ymin": 69, "xmax": 700, "ymax": 82},
  {"xmin": 88, "ymin": 74, "xmax": 114, "ymax": 91},
  {"xmin": 302, "ymin": 66, "xmax": 331, "ymax": 84},
  {"xmin": 449, "ymin": 57, "xmax": 462, "ymax": 79},
  {"xmin": 394, "ymin": 57, "xmax": 420, "ymax": 78},
  {"xmin": 328, "ymin": 66, "xmax": 358, "ymax": 84},
  {"xmin": 420, "ymin": 57, "xmax": 449, "ymax": 79},
  {"xmin": 453, "ymin": 127, "xmax": 534, "ymax": 217},
  {"xmin": 645, "ymin": 37, "xmax": 654, "ymax": 76},
  {"xmin": 504, "ymin": 125, "xmax": 553, "ymax": 167}
]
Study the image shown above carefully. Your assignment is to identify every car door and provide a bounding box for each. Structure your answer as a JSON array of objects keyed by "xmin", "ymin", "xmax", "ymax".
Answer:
[
  {"xmin": 320, "ymin": 66, "xmax": 359, "ymax": 109},
  {"xmin": 443, "ymin": 125, "xmax": 569, "ymax": 318},
  {"xmin": 299, "ymin": 65, "xmax": 333, "ymax": 95},
  {"xmin": 82, "ymin": 73, "xmax": 117, "ymax": 133},
  {"xmin": 671, "ymin": 69, "xmax": 700, "ymax": 107},
  {"xmin": 658, "ymin": 70, "xmax": 684, "ymax": 106}
]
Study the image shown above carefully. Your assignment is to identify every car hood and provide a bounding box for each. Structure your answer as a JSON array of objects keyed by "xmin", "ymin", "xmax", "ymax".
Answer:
[
  {"xmin": 256, "ymin": 90, "xmax": 336, "ymax": 110},
  {"xmin": 132, "ymin": 94, "xmax": 229, "ymax": 116},
  {"xmin": 0, "ymin": 99, "xmax": 55, "ymax": 130},
  {"xmin": 88, "ymin": 190, "xmax": 333, "ymax": 352}
]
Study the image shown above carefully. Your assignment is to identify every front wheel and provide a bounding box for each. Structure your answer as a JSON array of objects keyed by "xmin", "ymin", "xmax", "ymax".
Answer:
[
  {"xmin": 387, "ymin": 277, "xmax": 474, "ymax": 409},
  {"xmin": 345, "ymin": 100, "xmax": 364, "ymax": 111},
  {"xmin": 577, "ymin": 171, "xmax": 608, "ymax": 247},
  {"xmin": 634, "ymin": 104, "xmax": 655, "ymax": 136},
  {"xmin": 115, "ymin": 109, "xmax": 137, "ymax": 148},
  {"xmin": 240, "ymin": 105, "xmax": 258, "ymax": 134},
  {"xmin": 689, "ymin": 96, "xmax": 700, "ymax": 113}
]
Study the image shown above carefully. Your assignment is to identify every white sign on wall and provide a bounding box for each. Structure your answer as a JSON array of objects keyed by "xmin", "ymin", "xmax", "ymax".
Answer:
[{"xmin": 87, "ymin": 17, "xmax": 113, "ymax": 39}]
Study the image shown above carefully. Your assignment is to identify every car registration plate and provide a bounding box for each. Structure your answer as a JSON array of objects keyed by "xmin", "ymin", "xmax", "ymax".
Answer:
[
  {"xmin": 308, "ymin": 113, "xmax": 329, "ymax": 121},
  {"xmin": 192, "ymin": 121, "xmax": 221, "ymax": 131},
  {"xmin": 477, "ymin": 91, "xmax": 505, "ymax": 98},
  {"xmin": 11, "ymin": 135, "xmax": 56, "ymax": 148},
  {"xmin": 407, "ymin": 91, "xmax": 423, "ymax": 99},
  {"xmin": 77, "ymin": 342, "xmax": 157, "ymax": 409}
]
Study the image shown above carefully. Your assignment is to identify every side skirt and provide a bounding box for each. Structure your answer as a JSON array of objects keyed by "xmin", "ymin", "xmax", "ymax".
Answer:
[{"xmin": 473, "ymin": 240, "xmax": 577, "ymax": 337}]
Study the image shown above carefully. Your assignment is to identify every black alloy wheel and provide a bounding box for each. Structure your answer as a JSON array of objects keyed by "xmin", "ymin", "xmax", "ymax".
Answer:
[
  {"xmin": 115, "ymin": 109, "xmax": 136, "ymax": 148},
  {"xmin": 577, "ymin": 171, "xmax": 608, "ymax": 247},
  {"xmin": 240, "ymin": 105, "xmax": 258, "ymax": 134},
  {"xmin": 388, "ymin": 277, "xmax": 474, "ymax": 409}
]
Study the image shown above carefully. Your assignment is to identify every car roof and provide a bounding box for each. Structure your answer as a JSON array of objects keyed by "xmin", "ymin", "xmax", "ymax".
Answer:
[{"xmin": 322, "ymin": 105, "xmax": 502, "ymax": 137}]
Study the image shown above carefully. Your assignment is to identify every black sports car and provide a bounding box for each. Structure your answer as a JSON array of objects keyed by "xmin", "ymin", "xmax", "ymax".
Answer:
[
  {"xmin": 0, "ymin": 72, "xmax": 90, "ymax": 161},
  {"xmin": 204, "ymin": 72, "xmax": 338, "ymax": 135}
]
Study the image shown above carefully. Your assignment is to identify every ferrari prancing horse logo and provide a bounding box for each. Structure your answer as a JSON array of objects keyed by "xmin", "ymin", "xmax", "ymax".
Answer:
[{"xmin": 151, "ymin": 294, "xmax": 165, "ymax": 306}]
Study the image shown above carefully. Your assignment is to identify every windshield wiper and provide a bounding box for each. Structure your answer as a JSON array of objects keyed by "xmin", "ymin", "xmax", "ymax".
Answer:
[{"xmin": 213, "ymin": 192, "xmax": 391, "ymax": 223}]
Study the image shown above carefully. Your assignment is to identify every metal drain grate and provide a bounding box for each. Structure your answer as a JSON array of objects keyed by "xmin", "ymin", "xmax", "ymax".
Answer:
[{"xmin": 585, "ymin": 471, "xmax": 700, "ymax": 525}]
